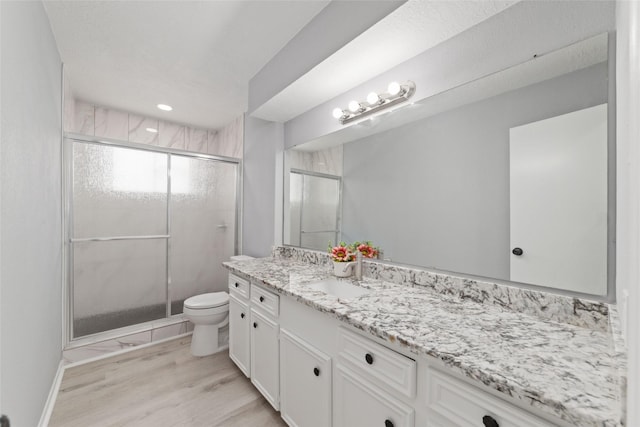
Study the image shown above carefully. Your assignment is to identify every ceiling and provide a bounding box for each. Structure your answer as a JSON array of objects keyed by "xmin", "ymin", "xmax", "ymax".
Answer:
[
  {"xmin": 43, "ymin": 0, "xmax": 329, "ymax": 130},
  {"xmin": 251, "ymin": 0, "xmax": 519, "ymax": 122}
]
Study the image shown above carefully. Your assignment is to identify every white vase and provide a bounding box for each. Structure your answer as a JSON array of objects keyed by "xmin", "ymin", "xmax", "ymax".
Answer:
[{"xmin": 333, "ymin": 261, "xmax": 355, "ymax": 277}]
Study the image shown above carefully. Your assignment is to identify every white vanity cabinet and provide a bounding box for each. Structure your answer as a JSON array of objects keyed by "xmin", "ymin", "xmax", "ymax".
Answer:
[
  {"xmin": 334, "ymin": 327, "xmax": 416, "ymax": 427},
  {"xmin": 228, "ymin": 274, "xmax": 250, "ymax": 377},
  {"xmin": 228, "ymin": 294, "xmax": 250, "ymax": 377},
  {"xmin": 280, "ymin": 329, "xmax": 332, "ymax": 427},
  {"xmin": 424, "ymin": 367, "xmax": 556, "ymax": 427},
  {"xmin": 249, "ymin": 283, "xmax": 280, "ymax": 410},
  {"xmin": 227, "ymin": 276, "xmax": 569, "ymax": 427},
  {"xmin": 228, "ymin": 273, "xmax": 280, "ymax": 410},
  {"xmin": 334, "ymin": 363, "xmax": 415, "ymax": 427}
]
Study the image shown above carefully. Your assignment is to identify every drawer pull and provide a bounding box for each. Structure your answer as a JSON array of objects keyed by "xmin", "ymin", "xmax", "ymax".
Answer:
[
  {"xmin": 234, "ymin": 282, "xmax": 239, "ymax": 288},
  {"xmin": 384, "ymin": 419, "xmax": 393, "ymax": 427},
  {"xmin": 313, "ymin": 367, "xmax": 320, "ymax": 376},
  {"xmin": 259, "ymin": 296, "xmax": 265, "ymax": 302},
  {"xmin": 482, "ymin": 415, "xmax": 499, "ymax": 427},
  {"xmin": 365, "ymin": 353, "xmax": 374, "ymax": 365},
  {"xmin": 240, "ymin": 313, "xmax": 245, "ymax": 319},
  {"xmin": 253, "ymin": 322, "xmax": 258, "ymax": 328}
]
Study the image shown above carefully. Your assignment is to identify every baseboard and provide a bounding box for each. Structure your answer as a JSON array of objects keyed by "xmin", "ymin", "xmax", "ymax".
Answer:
[{"xmin": 38, "ymin": 359, "xmax": 65, "ymax": 427}]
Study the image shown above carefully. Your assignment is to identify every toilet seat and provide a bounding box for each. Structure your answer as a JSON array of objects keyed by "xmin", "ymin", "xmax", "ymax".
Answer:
[{"xmin": 184, "ymin": 292, "xmax": 229, "ymax": 309}]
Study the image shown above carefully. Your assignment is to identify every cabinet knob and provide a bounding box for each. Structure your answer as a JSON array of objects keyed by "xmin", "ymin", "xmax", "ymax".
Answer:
[
  {"xmin": 240, "ymin": 313, "xmax": 245, "ymax": 319},
  {"xmin": 482, "ymin": 415, "xmax": 499, "ymax": 427},
  {"xmin": 512, "ymin": 247, "xmax": 523, "ymax": 256},
  {"xmin": 234, "ymin": 282, "xmax": 239, "ymax": 288},
  {"xmin": 313, "ymin": 367, "xmax": 320, "ymax": 377},
  {"xmin": 365, "ymin": 353, "xmax": 374, "ymax": 365},
  {"xmin": 259, "ymin": 296, "xmax": 265, "ymax": 302},
  {"xmin": 253, "ymin": 322, "xmax": 257, "ymax": 328},
  {"xmin": 384, "ymin": 419, "xmax": 393, "ymax": 427}
]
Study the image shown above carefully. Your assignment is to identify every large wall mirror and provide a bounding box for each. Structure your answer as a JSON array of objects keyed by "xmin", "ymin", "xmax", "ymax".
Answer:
[{"xmin": 283, "ymin": 33, "xmax": 614, "ymax": 299}]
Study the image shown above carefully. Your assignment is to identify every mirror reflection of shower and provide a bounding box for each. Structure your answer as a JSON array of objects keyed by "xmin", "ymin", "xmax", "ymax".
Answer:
[{"xmin": 289, "ymin": 170, "xmax": 341, "ymax": 251}]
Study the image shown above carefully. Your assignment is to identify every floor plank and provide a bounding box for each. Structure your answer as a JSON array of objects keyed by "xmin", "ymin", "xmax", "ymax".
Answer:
[{"xmin": 49, "ymin": 336, "xmax": 286, "ymax": 427}]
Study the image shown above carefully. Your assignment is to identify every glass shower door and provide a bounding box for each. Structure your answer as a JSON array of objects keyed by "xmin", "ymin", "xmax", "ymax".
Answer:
[
  {"xmin": 169, "ymin": 155, "xmax": 238, "ymax": 314},
  {"xmin": 71, "ymin": 142, "xmax": 169, "ymax": 337}
]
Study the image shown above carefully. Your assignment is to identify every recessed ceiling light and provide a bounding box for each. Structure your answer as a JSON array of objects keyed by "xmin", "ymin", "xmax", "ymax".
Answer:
[
  {"xmin": 157, "ymin": 104, "xmax": 173, "ymax": 111},
  {"xmin": 146, "ymin": 127, "xmax": 158, "ymax": 133}
]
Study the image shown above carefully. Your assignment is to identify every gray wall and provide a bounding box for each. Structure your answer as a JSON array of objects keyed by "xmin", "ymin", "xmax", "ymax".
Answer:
[
  {"xmin": 1, "ymin": 1, "xmax": 63, "ymax": 424},
  {"xmin": 342, "ymin": 63, "xmax": 608, "ymax": 280},
  {"xmin": 243, "ymin": 115, "xmax": 284, "ymax": 256}
]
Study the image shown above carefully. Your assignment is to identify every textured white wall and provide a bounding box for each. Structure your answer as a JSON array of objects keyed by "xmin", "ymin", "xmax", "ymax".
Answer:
[
  {"xmin": 0, "ymin": 1, "xmax": 63, "ymax": 425},
  {"xmin": 243, "ymin": 115, "xmax": 283, "ymax": 257},
  {"xmin": 615, "ymin": 0, "xmax": 640, "ymax": 424}
]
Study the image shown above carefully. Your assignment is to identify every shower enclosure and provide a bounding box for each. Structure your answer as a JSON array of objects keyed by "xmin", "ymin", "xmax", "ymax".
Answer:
[{"xmin": 65, "ymin": 136, "xmax": 240, "ymax": 341}]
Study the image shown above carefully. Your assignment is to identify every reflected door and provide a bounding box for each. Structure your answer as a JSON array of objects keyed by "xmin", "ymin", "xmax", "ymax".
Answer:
[{"xmin": 509, "ymin": 104, "xmax": 607, "ymax": 294}]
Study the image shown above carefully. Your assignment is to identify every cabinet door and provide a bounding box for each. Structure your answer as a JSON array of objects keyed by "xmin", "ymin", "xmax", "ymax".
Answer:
[
  {"xmin": 250, "ymin": 308, "xmax": 279, "ymax": 410},
  {"xmin": 229, "ymin": 294, "xmax": 250, "ymax": 377},
  {"xmin": 334, "ymin": 364, "xmax": 414, "ymax": 427},
  {"xmin": 280, "ymin": 329, "xmax": 332, "ymax": 427}
]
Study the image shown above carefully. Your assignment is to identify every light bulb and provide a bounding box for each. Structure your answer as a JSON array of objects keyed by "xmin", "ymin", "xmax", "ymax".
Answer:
[
  {"xmin": 348, "ymin": 100, "xmax": 361, "ymax": 113},
  {"xmin": 332, "ymin": 107, "xmax": 344, "ymax": 119},
  {"xmin": 388, "ymin": 81, "xmax": 401, "ymax": 96},
  {"xmin": 366, "ymin": 92, "xmax": 380, "ymax": 105}
]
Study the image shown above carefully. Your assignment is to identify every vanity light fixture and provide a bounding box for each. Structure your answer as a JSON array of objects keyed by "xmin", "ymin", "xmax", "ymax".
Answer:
[
  {"xmin": 333, "ymin": 81, "xmax": 416, "ymax": 125},
  {"xmin": 157, "ymin": 104, "xmax": 173, "ymax": 111}
]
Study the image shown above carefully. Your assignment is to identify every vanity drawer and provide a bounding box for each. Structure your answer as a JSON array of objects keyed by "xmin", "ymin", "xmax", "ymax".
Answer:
[
  {"xmin": 425, "ymin": 368, "xmax": 555, "ymax": 427},
  {"xmin": 229, "ymin": 274, "xmax": 250, "ymax": 300},
  {"xmin": 250, "ymin": 284, "xmax": 279, "ymax": 318},
  {"xmin": 337, "ymin": 327, "xmax": 416, "ymax": 398}
]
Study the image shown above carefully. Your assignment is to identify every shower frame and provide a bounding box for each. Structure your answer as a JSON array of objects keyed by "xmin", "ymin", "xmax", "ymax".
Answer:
[{"xmin": 62, "ymin": 133, "xmax": 243, "ymax": 348}]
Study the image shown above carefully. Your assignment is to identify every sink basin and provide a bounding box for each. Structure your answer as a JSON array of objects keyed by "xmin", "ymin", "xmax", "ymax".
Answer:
[{"xmin": 307, "ymin": 279, "xmax": 371, "ymax": 299}]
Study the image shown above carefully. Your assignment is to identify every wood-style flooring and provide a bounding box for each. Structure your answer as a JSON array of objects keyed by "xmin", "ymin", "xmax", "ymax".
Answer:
[{"xmin": 49, "ymin": 336, "xmax": 287, "ymax": 427}]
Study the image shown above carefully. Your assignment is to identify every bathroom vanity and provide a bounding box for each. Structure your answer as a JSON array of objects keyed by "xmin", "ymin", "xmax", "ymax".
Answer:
[{"xmin": 224, "ymin": 247, "xmax": 625, "ymax": 427}]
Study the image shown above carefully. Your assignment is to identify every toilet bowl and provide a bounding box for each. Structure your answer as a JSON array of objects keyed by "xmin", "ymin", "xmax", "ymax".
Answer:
[{"xmin": 183, "ymin": 292, "xmax": 229, "ymax": 356}]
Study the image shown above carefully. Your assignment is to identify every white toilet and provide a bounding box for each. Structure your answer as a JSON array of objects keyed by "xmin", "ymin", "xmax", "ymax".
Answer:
[
  {"xmin": 184, "ymin": 255, "xmax": 254, "ymax": 356},
  {"xmin": 183, "ymin": 292, "xmax": 229, "ymax": 356}
]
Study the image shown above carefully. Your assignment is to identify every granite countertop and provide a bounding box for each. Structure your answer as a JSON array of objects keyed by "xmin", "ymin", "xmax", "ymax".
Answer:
[{"xmin": 223, "ymin": 257, "xmax": 625, "ymax": 427}]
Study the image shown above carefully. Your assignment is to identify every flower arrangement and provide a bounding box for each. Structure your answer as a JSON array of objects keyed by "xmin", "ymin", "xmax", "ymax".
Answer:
[
  {"xmin": 328, "ymin": 242, "xmax": 355, "ymax": 262},
  {"xmin": 328, "ymin": 240, "xmax": 380, "ymax": 262},
  {"xmin": 351, "ymin": 241, "xmax": 379, "ymax": 259}
]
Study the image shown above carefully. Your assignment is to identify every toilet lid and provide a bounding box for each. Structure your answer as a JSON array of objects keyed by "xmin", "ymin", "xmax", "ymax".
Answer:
[{"xmin": 184, "ymin": 292, "xmax": 229, "ymax": 309}]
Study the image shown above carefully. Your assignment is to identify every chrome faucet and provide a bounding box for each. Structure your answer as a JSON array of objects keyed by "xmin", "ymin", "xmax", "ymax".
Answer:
[{"xmin": 354, "ymin": 251, "xmax": 363, "ymax": 280}]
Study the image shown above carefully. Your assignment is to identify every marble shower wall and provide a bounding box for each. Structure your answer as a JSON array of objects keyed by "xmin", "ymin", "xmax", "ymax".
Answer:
[
  {"xmin": 287, "ymin": 145, "xmax": 343, "ymax": 176},
  {"xmin": 70, "ymin": 100, "xmax": 243, "ymax": 158}
]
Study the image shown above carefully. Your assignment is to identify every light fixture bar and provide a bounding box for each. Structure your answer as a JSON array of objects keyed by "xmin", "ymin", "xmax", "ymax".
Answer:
[{"xmin": 335, "ymin": 81, "xmax": 416, "ymax": 125}]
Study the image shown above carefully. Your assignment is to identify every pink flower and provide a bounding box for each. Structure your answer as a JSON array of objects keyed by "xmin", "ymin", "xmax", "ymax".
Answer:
[
  {"xmin": 330, "ymin": 245, "xmax": 355, "ymax": 262},
  {"xmin": 357, "ymin": 243, "xmax": 378, "ymax": 259}
]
